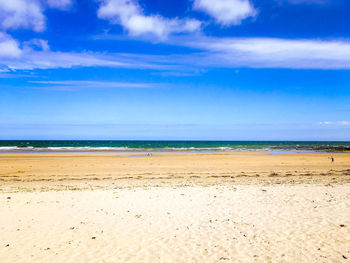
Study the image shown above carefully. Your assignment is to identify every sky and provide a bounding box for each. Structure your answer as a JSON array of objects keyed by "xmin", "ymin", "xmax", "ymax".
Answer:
[{"xmin": 0, "ymin": 0, "xmax": 350, "ymax": 140}]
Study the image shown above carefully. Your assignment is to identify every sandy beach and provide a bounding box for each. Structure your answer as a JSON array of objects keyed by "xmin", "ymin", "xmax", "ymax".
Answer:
[
  {"xmin": 3, "ymin": 0, "xmax": 350, "ymax": 261},
  {"xmin": 1, "ymin": 152, "xmax": 350, "ymax": 262}
]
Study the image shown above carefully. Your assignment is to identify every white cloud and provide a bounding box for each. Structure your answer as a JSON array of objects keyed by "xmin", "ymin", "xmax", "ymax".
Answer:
[
  {"xmin": 0, "ymin": 0, "xmax": 45, "ymax": 32},
  {"xmin": 193, "ymin": 0, "xmax": 256, "ymax": 26},
  {"xmin": 319, "ymin": 121, "xmax": 350, "ymax": 126},
  {"xmin": 0, "ymin": 0, "xmax": 72, "ymax": 32},
  {"xmin": 0, "ymin": 32, "xmax": 22, "ymax": 58},
  {"xmin": 181, "ymin": 37, "xmax": 350, "ymax": 69},
  {"xmin": 97, "ymin": 0, "xmax": 201, "ymax": 39}
]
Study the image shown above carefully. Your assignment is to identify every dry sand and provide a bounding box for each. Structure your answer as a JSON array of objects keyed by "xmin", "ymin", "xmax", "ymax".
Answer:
[{"xmin": 1, "ymin": 152, "xmax": 350, "ymax": 262}]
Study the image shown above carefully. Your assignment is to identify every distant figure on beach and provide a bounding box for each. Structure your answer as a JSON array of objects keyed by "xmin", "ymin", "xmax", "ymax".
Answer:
[{"xmin": 331, "ymin": 156, "xmax": 334, "ymax": 164}]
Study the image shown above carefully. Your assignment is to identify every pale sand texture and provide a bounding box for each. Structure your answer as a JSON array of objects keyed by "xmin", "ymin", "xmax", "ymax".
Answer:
[
  {"xmin": 1, "ymin": 185, "xmax": 350, "ymax": 262},
  {"xmin": 1, "ymin": 152, "xmax": 350, "ymax": 262}
]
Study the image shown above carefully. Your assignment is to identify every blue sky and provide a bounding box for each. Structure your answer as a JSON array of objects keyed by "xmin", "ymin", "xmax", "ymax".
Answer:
[{"xmin": 1, "ymin": 0, "xmax": 350, "ymax": 140}]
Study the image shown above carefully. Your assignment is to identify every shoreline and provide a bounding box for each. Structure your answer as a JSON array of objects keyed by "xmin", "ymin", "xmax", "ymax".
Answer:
[
  {"xmin": 1, "ymin": 149, "xmax": 350, "ymax": 154},
  {"xmin": 1, "ymin": 140, "xmax": 350, "ymax": 154}
]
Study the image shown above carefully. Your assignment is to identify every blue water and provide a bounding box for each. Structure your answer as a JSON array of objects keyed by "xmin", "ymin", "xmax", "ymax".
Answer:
[{"xmin": 0, "ymin": 140, "xmax": 349, "ymax": 153}]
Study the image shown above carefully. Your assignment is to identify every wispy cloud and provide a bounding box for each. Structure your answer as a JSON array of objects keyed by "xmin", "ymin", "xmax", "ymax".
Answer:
[
  {"xmin": 319, "ymin": 121, "xmax": 350, "ymax": 126},
  {"xmin": 97, "ymin": 0, "xmax": 201, "ymax": 39},
  {"xmin": 2, "ymin": 34, "xmax": 350, "ymax": 71},
  {"xmin": 28, "ymin": 80, "xmax": 162, "ymax": 90},
  {"xmin": 0, "ymin": 48, "xmax": 178, "ymax": 70},
  {"xmin": 178, "ymin": 36, "xmax": 350, "ymax": 69},
  {"xmin": 23, "ymin": 39, "xmax": 50, "ymax": 51},
  {"xmin": 193, "ymin": 0, "xmax": 256, "ymax": 26},
  {"xmin": 47, "ymin": 0, "xmax": 73, "ymax": 10}
]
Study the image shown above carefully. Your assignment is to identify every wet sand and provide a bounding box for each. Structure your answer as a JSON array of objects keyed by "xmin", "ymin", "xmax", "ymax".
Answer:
[
  {"xmin": 1, "ymin": 152, "xmax": 350, "ymax": 191},
  {"xmin": 1, "ymin": 152, "xmax": 350, "ymax": 262}
]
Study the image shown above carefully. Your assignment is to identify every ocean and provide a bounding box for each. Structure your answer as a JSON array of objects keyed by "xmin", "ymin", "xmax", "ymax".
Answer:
[{"xmin": 0, "ymin": 140, "xmax": 350, "ymax": 153}]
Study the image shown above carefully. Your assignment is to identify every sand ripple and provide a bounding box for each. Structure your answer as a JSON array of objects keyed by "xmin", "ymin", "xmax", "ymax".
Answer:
[{"xmin": 1, "ymin": 185, "xmax": 350, "ymax": 262}]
